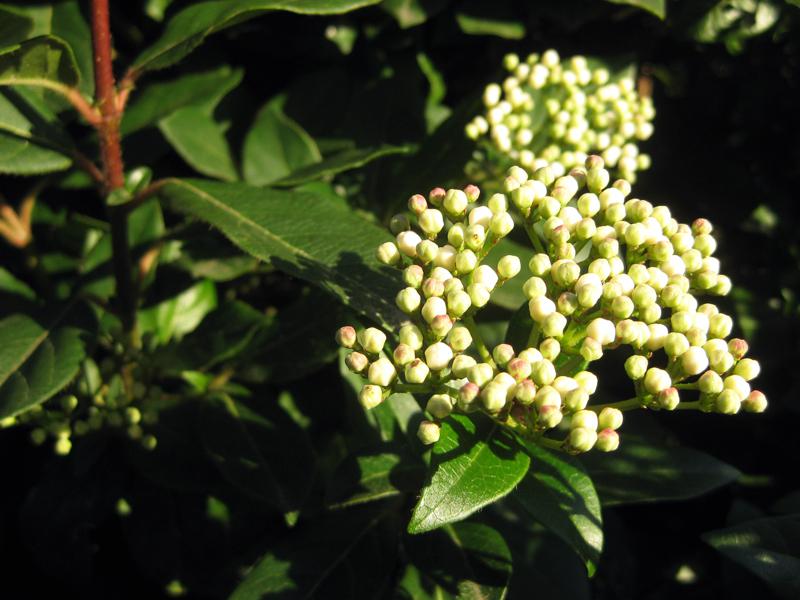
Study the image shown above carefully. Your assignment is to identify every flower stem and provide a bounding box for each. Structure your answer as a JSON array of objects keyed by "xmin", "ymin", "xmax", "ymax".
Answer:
[
  {"xmin": 463, "ymin": 315, "xmax": 496, "ymax": 368},
  {"xmin": 589, "ymin": 397, "xmax": 642, "ymax": 412}
]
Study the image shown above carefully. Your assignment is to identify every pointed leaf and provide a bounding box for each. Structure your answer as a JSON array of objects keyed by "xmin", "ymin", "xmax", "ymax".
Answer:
[
  {"xmin": 272, "ymin": 144, "xmax": 411, "ymax": 187},
  {"xmin": 138, "ymin": 279, "xmax": 218, "ymax": 345},
  {"xmin": 0, "ymin": 35, "xmax": 80, "ymax": 92},
  {"xmin": 514, "ymin": 443, "xmax": 603, "ymax": 575},
  {"xmin": 157, "ymin": 178, "xmax": 404, "ymax": 328},
  {"xmin": 132, "ymin": 0, "xmax": 384, "ymax": 74},
  {"xmin": 0, "ymin": 302, "xmax": 96, "ymax": 420},
  {"xmin": 0, "ymin": 129, "xmax": 70, "ymax": 173},
  {"xmin": 409, "ymin": 413, "xmax": 531, "ymax": 533},
  {"xmin": 159, "ymin": 106, "xmax": 238, "ymax": 181}
]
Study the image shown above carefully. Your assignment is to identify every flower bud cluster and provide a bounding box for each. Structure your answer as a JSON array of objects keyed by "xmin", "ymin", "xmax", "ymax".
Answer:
[
  {"xmin": 465, "ymin": 49, "xmax": 655, "ymax": 182},
  {"xmin": 337, "ymin": 156, "xmax": 765, "ymax": 454}
]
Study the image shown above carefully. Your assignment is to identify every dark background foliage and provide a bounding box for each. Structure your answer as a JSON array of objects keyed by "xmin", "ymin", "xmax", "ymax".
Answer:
[{"xmin": 1, "ymin": 1, "xmax": 799, "ymax": 598}]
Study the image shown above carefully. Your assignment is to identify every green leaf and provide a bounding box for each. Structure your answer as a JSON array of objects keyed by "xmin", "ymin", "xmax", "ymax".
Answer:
[
  {"xmin": 121, "ymin": 65, "xmax": 243, "ymax": 136},
  {"xmin": 381, "ymin": 0, "xmax": 450, "ymax": 28},
  {"xmin": 605, "ymin": 0, "xmax": 666, "ymax": 19},
  {"xmin": 0, "ymin": 35, "xmax": 80, "ymax": 92},
  {"xmin": 580, "ymin": 435, "xmax": 741, "ymax": 505},
  {"xmin": 272, "ymin": 145, "xmax": 410, "ymax": 187},
  {"xmin": 157, "ymin": 178, "xmax": 404, "ymax": 329},
  {"xmin": 132, "ymin": 0, "xmax": 384, "ymax": 74},
  {"xmin": 0, "ymin": 302, "xmax": 96, "ymax": 420},
  {"xmin": 703, "ymin": 515, "xmax": 800, "ymax": 599},
  {"xmin": 0, "ymin": 5, "xmax": 34, "ymax": 47},
  {"xmin": 200, "ymin": 396, "xmax": 315, "ymax": 520},
  {"xmin": 242, "ymin": 97, "xmax": 321, "ymax": 186},
  {"xmin": 400, "ymin": 522, "xmax": 513, "ymax": 600},
  {"xmin": 0, "ymin": 267, "xmax": 35, "ymax": 302},
  {"xmin": 0, "ymin": 129, "xmax": 70, "ymax": 174},
  {"xmin": 485, "ymin": 237, "xmax": 534, "ymax": 310},
  {"xmin": 455, "ymin": 11, "xmax": 526, "ymax": 39},
  {"xmin": 504, "ymin": 302, "xmax": 534, "ymax": 352},
  {"xmin": 229, "ymin": 504, "xmax": 388, "ymax": 599},
  {"xmin": 138, "ymin": 279, "xmax": 218, "ymax": 345},
  {"xmin": 408, "ymin": 413, "xmax": 531, "ymax": 534},
  {"xmin": 159, "ymin": 106, "xmax": 239, "ymax": 181},
  {"xmin": 514, "ymin": 443, "xmax": 603, "ymax": 575},
  {"xmin": 326, "ymin": 448, "xmax": 425, "ymax": 509}
]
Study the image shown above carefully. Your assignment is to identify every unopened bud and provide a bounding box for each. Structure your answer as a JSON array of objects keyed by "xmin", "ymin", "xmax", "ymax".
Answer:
[
  {"xmin": 405, "ymin": 359, "xmax": 430, "ymax": 384},
  {"xmin": 469, "ymin": 363, "xmax": 494, "ymax": 387},
  {"xmin": 644, "ymin": 368, "xmax": 671, "ymax": 395},
  {"xmin": 537, "ymin": 405, "xmax": 563, "ymax": 429},
  {"xmin": 567, "ymin": 427, "xmax": 597, "ymax": 453},
  {"xmin": 734, "ymin": 358, "xmax": 760, "ymax": 381},
  {"xmin": 359, "ymin": 385, "xmax": 383, "ymax": 409},
  {"xmin": 481, "ymin": 383, "xmax": 508, "ymax": 413},
  {"xmin": 498, "ymin": 255, "xmax": 521, "ymax": 279},
  {"xmin": 595, "ymin": 428, "xmax": 619, "ymax": 452},
  {"xmin": 715, "ymin": 389, "xmax": 741, "ymax": 414},
  {"xmin": 336, "ymin": 326, "xmax": 357, "ymax": 348},
  {"xmin": 396, "ymin": 287, "xmax": 422, "ymax": 313},
  {"xmin": 425, "ymin": 342, "xmax": 454, "ymax": 371},
  {"xmin": 444, "ymin": 189, "xmax": 468, "ymax": 218},
  {"xmin": 458, "ymin": 382, "xmax": 480, "ymax": 411},
  {"xmin": 393, "ymin": 344, "xmax": 415, "ymax": 366},
  {"xmin": 368, "ymin": 357, "xmax": 396, "ymax": 387},
  {"xmin": 657, "ymin": 387, "xmax": 680, "ymax": 410},
  {"xmin": 515, "ymin": 379, "xmax": 537, "ymax": 405},
  {"xmin": 742, "ymin": 390, "xmax": 767, "ymax": 413},
  {"xmin": 345, "ymin": 351, "xmax": 369, "ymax": 373},
  {"xmin": 426, "ymin": 394, "xmax": 454, "ymax": 419},
  {"xmin": 358, "ymin": 328, "xmax": 386, "ymax": 354},
  {"xmin": 452, "ymin": 354, "xmax": 477, "ymax": 378},
  {"xmin": 448, "ymin": 326, "xmax": 473, "ymax": 352},
  {"xmin": 408, "ymin": 193, "xmax": 427, "ymax": 215},
  {"xmin": 417, "ymin": 420, "xmax": 441, "ymax": 445},
  {"xmin": 598, "ymin": 407, "xmax": 623, "ymax": 430},
  {"xmin": 399, "ymin": 324, "xmax": 424, "ymax": 350}
]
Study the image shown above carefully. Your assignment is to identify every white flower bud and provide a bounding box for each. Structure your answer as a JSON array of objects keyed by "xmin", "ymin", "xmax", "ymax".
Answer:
[
  {"xmin": 542, "ymin": 312, "xmax": 567, "ymax": 338},
  {"xmin": 417, "ymin": 420, "xmax": 441, "ymax": 445},
  {"xmin": 644, "ymin": 368, "xmax": 671, "ymax": 395},
  {"xmin": 468, "ymin": 206, "xmax": 493, "ymax": 228},
  {"xmin": 497, "ymin": 255, "xmax": 521, "ymax": 279},
  {"xmin": 465, "ymin": 224, "xmax": 487, "ymax": 251},
  {"xmin": 481, "ymin": 383, "xmax": 508, "ymax": 413},
  {"xmin": 567, "ymin": 427, "xmax": 597, "ymax": 453},
  {"xmin": 680, "ymin": 346, "xmax": 709, "ymax": 376},
  {"xmin": 425, "ymin": 342, "xmax": 454, "ymax": 371},
  {"xmin": 396, "ymin": 230, "xmax": 422, "ymax": 257},
  {"xmin": 531, "ymin": 360, "xmax": 557, "ymax": 386},
  {"xmin": 467, "ymin": 283, "xmax": 491, "ymax": 308},
  {"xmin": 421, "ymin": 297, "xmax": 447, "ymax": 324},
  {"xmin": 529, "ymin": 296, "xmax": 556, "ymax": 323},
  {"xmin": 430, "ymin": 266, "xmax": 452, "ymax": 282},
  {"xmin": 377, "ymin": 242, "xmax": 401, "ymax": 265},
  {"xmin": 625, "ymin": 355, "xmax": 648, "ymax": 380},
  {"xmin": 469, "ymin": 363, "xmax": 494, "ymax": 387},
  {"xmin": 426, "ymin": 394, "xmax": 454, "ymax": 419},
  {"xmin": 646, "ymin": 323, "xmax": 669, "ymax": 351},
  {"xmin": 399, "ymin": 323, "xmax": 424, "ymax": 350},
  {"xmin": 455, "ymin": 249, "xmax": 478, "ymax": 274},
  {"xmin": 447, "ymin": 290, "xmax": 472, "ymax": 318},
  {"xmin": 598, "ymin": 407, "xmax": 623, "ymax": 430},
  {"xmin": 419, "ymin": 208, "xmax": 445, "ymax": 236},
  {"xmin": 698, "ymin": 370, "xmax": 724, "ymax": 394},
  {"xmin": 529, "ymin": 253, "xmax": 552, "ymax": 277},
  {"xmin": 346, "ymin": 351, "xmax": 369, "ymax": 373},
  {"xmin": 742, "ymin": 390, "xmax": 767, "ymax": 413},
  {"xmin": 444, "ymin": 189, "xmax": 468, "ymax": 218},
  {"xmin": 452, "ymin": 354, "xmax": 477, "ymax": 378},
  {"xmin": 430, "ymin": 314, "xmax": 454, "ymax": 338},
  {"xmin": 393, "ymin": 344, "xmax": 415, "ymax": 366},
  {"xmin": 405, "ymin": 359, "xmax": 430, "ymax": 383},
  {"xmin": 396, "ymin": 287, "xmax": 421, "ymax": 313},
  {"xmin": 473, "ymin": 265, "xmax": 499, "ymax": 291},
  {"xmin": 434, "ymin": 244, "xmax": 457, "ymax": 271},
  {"xmin": 359, "ymin": 385, "xmax": 383, "ymax": 409},
  {"xmin": 580, "ymin": 337, "xmax": 603, "ymax": 362},
  {"xmin": 336, "ymin": 326, "xmax": 357, "ymax": 348},
  {"xmin": 368, "ymin": 357, "xmax": 397, "ymax": 387},
  {"xmin": 523, "ymin": 277, "xmax": 547, "ymax": 299},
  {"xmin": 574, "ymin": 371, "xmax": 598, "ymax": 395},
  {"xmin": 488, "ymin": 193, "xmax": 508, "ymax": 213},
  {"xmin": 358, "ymin": 327, "xmax": 387, "ymax": 354},
  {"xmin": 490, "ymin": 211, "xmax": 514, "ymax": 237},
  {"xmin": 403, "ymin": 265, "xmax": 424, "ymax": 288},
  {"xmin": 724, "ymin": 374, "xmax": 751, "ymax": 401},
  {"xmin": 448, "ymin": 326, "xmax": 473, "ymax": 352},
  {"xmin": 587, "ymin": 318, "xmax": 616, "ymax": 346}
]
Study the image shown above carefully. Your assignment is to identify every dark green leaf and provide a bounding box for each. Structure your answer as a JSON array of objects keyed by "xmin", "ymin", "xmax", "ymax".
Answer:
[
  {"xmin": 132, "ymin": 0, "xmax": 384, "ymax": 74},
  {"xmin": 381, "ymin": 0, "xmax": 450, "ymax": 28},
  {"xmin": 408, "ymin": 413, "xmax": 531, "ymax": 533},
  {"xmin": 200, "ymin": 396, "xmax": 315, "ymax": 520},
  {"xmin": 271, "ymin": 145, "xmax": 410, "ymax": 187},
  {"xmin": 242, "ymin": 97, "xmax": 321, "ymax": 185},
  {"xmin": 121, "ymin": 65, "xmax": 243, "ymax": 136},
  {"xmin": 704, "ymin": 515, "xmax": 800, "ymax": 599},
  {"xmin": 580, "ymin": 435, "xmax": 741, "ymax": 505},
  {"xmin": 0, "ymin": 301, "xmax": 96, "ymax": 420},
  {"xmin": 514, "ymin": 443, "xmax": 603, "ymax": 575},
  {"xmin": 0, "ymin": 129, "xmax": 70, "ymax": 173},
  {"xmin": 605, "ymin": 0, "xmax": 666, "ymax": 19},
  {"xmin": 485, "ymin": 237, "xmax": 534, "ymax": 310},
  {"xmin": 0, "ymin": 267, "xmax": 35, "ymax": 302},
  {"xmin": 0, "ymin": 35, "xmax": 80, "ymax": 92},
  {"xmin": 504, "ymin": 302, "xmax": 534, "ymax": 352},
  {"xmin": 326, "ymin": 448, "xmax": 425, "ymax": 509},
  {"xmin": 157, "ymin": 178, "xmax": 404, "ymax": 328},
  {"xmin": 0, "ymin": 5, "xmax": 33, "ymax": 47},
  {"xmin": 400, "ymin": 522, "xmax": 512, "ymax": 600},
  {"xmin": 229, "ymin": 504, "xmax": 388, "ymax": 599},
  {"xmin": 138, "ymin": 279, "xmax": 218, "ymax": 345},
  {"xmin": 455, "ymin": 11, "xmax": 526, "ymax": 39},
  {"xmin": 159, "ymin": 106, "xmax": 239, "ymax": 181}
]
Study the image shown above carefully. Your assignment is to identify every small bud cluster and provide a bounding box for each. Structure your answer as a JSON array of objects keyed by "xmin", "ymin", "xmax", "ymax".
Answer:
[
  {"xmin": 466, "ymin": 49, "xmax": 655, "ymax": 182},
  {"xmin": 337, "ymin": 156, "xmax": 766, "ymax": 454},
  {"xmin": 2, "ymin": 359, "xmax": 160, "ymax": 456}
]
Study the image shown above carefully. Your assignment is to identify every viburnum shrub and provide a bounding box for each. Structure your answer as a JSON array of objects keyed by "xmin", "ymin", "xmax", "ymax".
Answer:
[
  {"xmin": 338, "ymin": 156, "xmax": 765, "ymax": 454},
  {"xmin": 466, "ymin": 50, "xmax": 655, "ymax": 182}
]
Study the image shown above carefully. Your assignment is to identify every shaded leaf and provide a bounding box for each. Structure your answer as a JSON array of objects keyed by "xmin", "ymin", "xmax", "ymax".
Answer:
[
  {"xmin": 0, "ymin": 301, "xmax": 96, "ymax": 420},
  {"xmin": 514, "ymin": 443, "xmax": 603, "ymax": 575},
  {"xmin": 157, "ymin": 178, "xmax": 404, "ymax": 328},
  {"xmin": 0, "ymin": 35, "xmax": 80, "ymax": 92},
  {"xmin": 455, "ymin": 11, "xmax": 525, "ymax": 39},
  {"xmin": 132, "ymin": 0, "xmax": 384, "ymax": 74},
  {"xmin": 409, "ymin": 413, "xmax": 531, "ymax": 533},
  {"xmin": 138, "ymin": 278, "xmax": 218, "ymax": 345},
  {"xmin": 0, "ymin": 5, "xmax": 34, "ymax": 47},
  {"xmin": 381, "ymin": 0, "xmax": 450, "ymax": 28},
  {"xmin": 704, "ymin": 515, "xmax": 800, "ymax": 599},
  {"xmin": 272, "ymin": 145, "xmax": 410, "ymax": 187},
  {"xmin": 485, "ymin": 236, "xmax": 534, "ymax": 310},
  {"xmin": 580, "ymin": 435, "xmax": 741, "ymax": 505},
  {"xmin": 0, "ymin": 129, "xmax": 70, "ymax": 173},
  {"xmin": 242, "ymin": 97, "xmax": 321, "ymax": 186},
  {"xmin": 606, "ymin": 0, "xmax": 666, "ymax": 19}
]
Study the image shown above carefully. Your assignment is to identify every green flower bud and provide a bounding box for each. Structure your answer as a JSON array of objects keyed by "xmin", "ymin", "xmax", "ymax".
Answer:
[
  {"xmin": 419, "ymin": 208, "xmax": 445, "ymax": 236},
  {"xmin": 345, "ymin": 351, "xmax": 369, "ymax": 374},
  {"xmin": 490, "ymin": 211, "xmax": 514, "ymax": 237},
  {"xmin": 448, "ymin": 223, "xmax": 466, "ymax": 248},
  {"xmin": 390, "ymin": 213, "xmax": 411, "ymax": 235},
  {"xmin": 473, "ymin": 265, "xmax": 499, "ymax": 292},
  {"xmin": 359, "ymin": 385, "xmax": 384, "ymax": 409},
  {"xmin": 455, "ymin": 250, "xmax": 478, "ymax": 274},
  {"xmin": 694, "ymin": 270, "xmax": 718, "ymax": 290},
  {"xmin": 518, "ymin": 348, "xmax": 543, "ymax": 363},
  {"xmin": 492, "ymin": 344, "xmax": 515, "ymax": 367},
  {"xmin": 396, "ymin": 287, "xmax": 422, "ymax": 313},
  {"xmin": 598, "ymin": 407, "xmax": 623, "ymax": 430},
  {"xmin": 575, "ymin": 217, "xmax": 597, "ymax": 240},
  {"xmin": 399, "ymin": 324, "xmax": 424, "ymax": 350},
  {"xmin": 625, "ymin": 355, "xmax": 648, "ymax": 380},
  {"xmin": 416, "ymin": 239, "xmax": 439, "ymax": 264},
  {"xmin": 422, "ymin": 297, "xmax": 448, "ymax": 324},
  {"xmin": 561, "ymin": 387, "xmax": 587, "ymax": 412},
  {"xmin": 567, "ymin": 427, "xmax": 597, "ymax": 453},
  {"xmin": 434, "ymin": 244, "xmax": 457, "ymax": 271},
  {"xmin": 724, "ymin": 374, "xmax": 751, "ymax": 401},
  {"xmin": 698, "ymin": 370, "xmax": 723, "ymax": 394},
  {"xmin": 552, "ymin": 260, "xmax": 580, "ymax": 287},
  {"xmin": 54, "ymin": 435, "xmax": 72, "ymax": 456},
  {"xmin": 534, "ymin": 385, "xmax": 561, "ymax": 410},
  {"xmin": 467, "ymin": 283, "xmax": 491, "ymax": 308},
  {"xmin": 709, "ymin": 349, "xmax": 735, "ymax": 374},
  {"xmin": 537, "ymin": 405, "xmax": 563, "ymax": 429},
  {"xmin": 595, "ymin": 428, "xmax": 620, "ymax": 452},
  {"xmin": 498, "ymin": 255, "xmax": 522, "ymax": 279},
  {"xmin": 458, "ymin": 382, "xmax": 481, "ymax": 411},
  {"xmin": 529, "ymin": 296, "xmax": 557, "ymax": 323},
  {"xmin": 426, "ymin": 394, "xmax": 454, "ymax": 419},
  {"xmin": 376, "ymin": 242, "xmax": 400, "ymax": 265},
  {"xmin": 408, "ymin": 193, "xmax": 427, "ymax": 215},
  {"xmin": 715, "ymin": 389, "xmax": 741, "ymax": 414},
  {"xmin": 393, "ymin": 344, "xmax": 416, "ymax": 367},
  {"xmin": 397, "ymin": 230, "xmax": 422, "ymax": 257},
  {"xmin": 734, "ymin": 358, "xmax": 760, "ymax": 381},
  {"xmin": 574, "ymin": 370, "xmax": 598, "ymax": 395},
  {"xmin": 403, "ymin": 265, "xmax": 424, "ymax": 288},
  {"xmin": 523, "ymin": 277, "xmax": 547, "ymax": 300},
  {"xmin": 742, "ymin": 390, "xmax": 767, "ymax": 413},
  {"xmin": 713, "ymin": 275, "xmax": 732, "ymax": 295},
  {"xmin": 488, "ymin": 193, "xmax": 507, "ymax": 213},
  {"xmin": 444, "ymin": 326, "xmax": 470, "ymax": 352},
  {"xmin": 417, "ymin": 420, "xmax": 441, "ymax": 445},
  {"xmin": 580, "ymin": 337, "xmax": 603, "ymax": 362},
  {"xmin": 644, "ymin": 368, "xmax": 671, "ymax": 395},
  {"xmin": 425, "ymin": 342, "xmax": 454, "ymax": 371},
  {"xmin": 539, "ymin": 338, "xmax": 561, "ymax": 361},
  {"xmin": 664, "ymin": 332, "xmax": 690, "ymax": 358},
  {"xmin": 679, "ymin": 346, "xmax": 708, "ymax": 376},
  {"xmin": 430, "ymin": 314, "xmax": 454, "ymax": 338},
  {"xmin": 727, "ymin": 338, "xmax": 748, "ymax": 360},
  {"xmin": 447, "ymin": 290, "xmax": 472, "ymax": 318},
  {"xmin": 587, "ymin": 168, "xmax": 610, "ymax": 193},
  {"xmin": 444, "ymin": 189, "xmax": 468, "ymax": 218},
  {"xmin": 481, "ymin": 382, "xmax": 508, "ymax": 413},
  {"xmin": 528, "ymin": 253, "xmax": 552, "ymax": 277},
  {"xmin": 587, "ymin": 318, "xmax": 616, "ymax": 346},
  {"xmin": 557, "ymin": 292, "xmax": 579, "ymax": 316},
  {"xmin": 515, "ymin": 379, "xmax": 537, "ymax": 405},
  {"xmin": 421, "ymin": 278, "xmax": 444, "ymax": 299},
  {"xmin": 572, "ymin": 409, "xmax": 599, "ymax": 431},
  {"xmin": 539, "ymin": 196, "xmax": 561, "ymax": 219},
  {"xmin": 405, "ymin": 359, "xmax": 430, "ymax": 384},
  {"xmin": 542, "ymin": 312, "xmax": 567, "ymax": 338},
  {"xmin": 336, "ymin": 326, "xmax": 357, "ymax": 348},
  {"xmin": 511, "ymin": 186, "xmax": 535, "ymax": 211},
  {"xmin": 610, "ymin": 295, "xmax": 634, "ymax": 320},
  {"xmin": 368, "ymin": 357, "xmax": 397, "ymax": 387},
  {"xmin": 577, "ymin": 192, "xmax": 601, "ymax": 217},
  {"xmin": 640, "ymin": 303, "xmax": 661, "ymax": 324},
  {"xmin": 468, "ymin": 362, "xmax": 494, "ymax": 387},
  {"xmin": 465, "ymin": 224, "xmax": 487, "ymax": 251},
  {"xmin": 694, "ymin": 233, "xmax": 717, "ymax": 257},
  {"xmin": 531, "ymin": 360, "xmax": 557, "ymax": 386},
  {"xmin": 657, "ymin": 387, "xmax": 680, "ymax": 410},
  {"xmin": 358, "ymin": 328, "xmax": 387, "ymax": 354}
]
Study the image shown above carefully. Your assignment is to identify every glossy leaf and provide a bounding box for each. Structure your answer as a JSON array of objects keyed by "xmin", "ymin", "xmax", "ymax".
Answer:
[
  {"xmin": 580, "ymin": 435, "xmax": 741, "ymax": 505},
  {"xmin": 605, "ymin": 0, "xmax": 665, "ymax": 19},
  {"xmin": 272, "ymin": 145, "xmax": 410, "ymax": 187},
  {"xmin": 121, "ymin": 65, "xmax": 243, "ymax": 136},
  {"xmin": 157, "ymin": 178, "xmax": 404, "ymax": 328},
  {"xmin": 326, "ymin": 449, "xmax": 425, "ymax": 509},
  {"xmin": 514, "ymin": 443, "xmax": 603, "ymax": 575},
  {"xmin": 0, "ymin": 129, "xmax": 70, "ymax": 174},
  {"xmin": 0, "ymin": 302, "xmax": 96, "ymax": 420},
  {"xmin": 408, "ymin": 414, "xmax": 531, "ymax": 534},
  {"xmin": 159, "ymin": 106, "xmax": 239, "ymax": 181},
  {"xmin": 704, "ymin": 515, "xmax": 800, "ymax": 599},
  {"xmin": 242, "ymin": 97, "xmax": 321, "ymax": 185},
  {"xmin": 400, "ymin": 522, "xmax": 513, "ymax": 599},
  {"xmin": 138, "ymin": 279, "xmax": 218, "ymax": 345},
  {"xmin": 0, "ymin": 35, "xmax": 80, "ymax": 92},
  {"xmin": 131, "ymin": 0, "xmax": 384, "ymax": 74}
]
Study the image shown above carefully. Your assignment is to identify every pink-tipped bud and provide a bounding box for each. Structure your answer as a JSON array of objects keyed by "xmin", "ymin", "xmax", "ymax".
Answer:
[
  {"xmin": 393, "ymin": 344, "xmax": 415, "ymax": 367},
  {"xmin": 429, "ymin": 187, "xmax": 446, "ymax": 207},
  {"xmin": 692, "ymin": 218, "xmax": 713, "ymax": 236},
  {"xmin": 742, "ymin": 390, "xmax": 767, "ymax": 413},
  {"xmin": 336, "ymin": 326, "xmax": 357, "ymax": 348},
  {"xmin": 595, "ymin": 428, "xmax": 620, "ymax": 452},
  {"xmin": 657, "ymin": 387, "xmax": 680, "ymax": 410},
  {"xmin": 515, "ymin": 379, "xmax": 537, "ymax": 405},
  {"xmin": 345, "ymin": 352, "xmax": 369, "ymax": 374},
  {"xmin": 458, "ymin": 382, "xmax": 480, "ymax": 412},
  {"xmin": 464, "ymin": 184, "xmax": 481, "ymax": 202},
  {"xmin": 728, "ymin": 338, "xmax": 749, "ymax": 360},
  {"xmin": 408, "ymin": 194, "xmax": 427, "ymax": 215},
  {"xmin": 430, "ymin": 314, "xmax": 454, "ymax": 338},
  {"xmin": 507, "ymin": 358, "xmax": 532, "ymax": 382}
]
